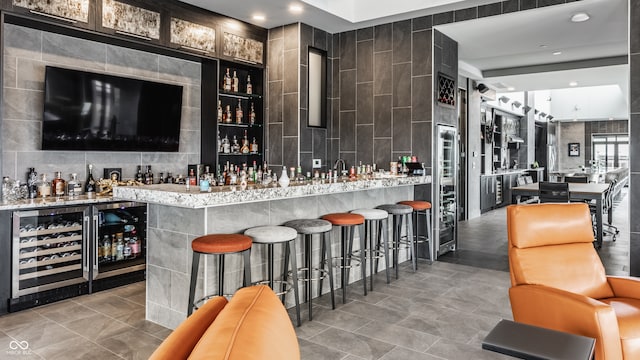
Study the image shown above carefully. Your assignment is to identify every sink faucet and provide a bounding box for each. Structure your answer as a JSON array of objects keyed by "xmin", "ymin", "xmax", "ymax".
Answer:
[{"xmin": 334, "ymin": 159, "xmax": 346, "ymax": 175}]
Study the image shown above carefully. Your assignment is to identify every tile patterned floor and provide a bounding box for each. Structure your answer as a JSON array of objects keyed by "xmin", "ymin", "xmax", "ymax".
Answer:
[{"xmin": 0, "ymin": 191, "xmax": 629, "ymax": 359}]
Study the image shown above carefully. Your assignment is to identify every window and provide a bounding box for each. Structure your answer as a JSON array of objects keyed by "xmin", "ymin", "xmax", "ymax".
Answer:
[{"xmin": 591, "ymin": 133, "xmax": 628, "ymax": 171}]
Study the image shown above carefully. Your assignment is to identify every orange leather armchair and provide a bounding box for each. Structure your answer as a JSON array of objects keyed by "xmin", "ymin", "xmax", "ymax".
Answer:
[
  {"xmin": 507, "ymin": 203, "xmax": 640, "ymax": 360},
  {"xmin": 149, "ymin": 285, "xmax": 300, "ymax": 360}
]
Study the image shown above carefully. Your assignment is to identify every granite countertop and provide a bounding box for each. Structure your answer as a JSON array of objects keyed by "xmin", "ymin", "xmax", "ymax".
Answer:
[
  {"xmin": 0, "ymin": 194, "xmax": 116, "ymax": 211},
  {"xmin": 112, "ymin": 175, "xmax": 432, "ymax": 209}
]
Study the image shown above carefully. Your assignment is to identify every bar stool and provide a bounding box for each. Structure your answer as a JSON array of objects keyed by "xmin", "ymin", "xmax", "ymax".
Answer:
[
  {"xmin": 350, "ymin": 208, "xmax": 390, "ymax": 291},
  {"xmin": 243, "ymin": 225, "xmax": 301, "ymax": 326},
  {"xmin": 398, "ymin": 200, "xmax": 434, "ymax": 265},
  {"xmin": 321, "ymin": 213, "xmax": 366, "ymax": 303},
  {"xmin": 376, "ymin": 204, "xmax": 415, "ymax": 278},
  {"xmin": 283, "ymin": 219, "xmax": 335, "ymax": 321},
  {"xmin": 187, "ymin": 234, "xmax": 252, "ymax": 316}
]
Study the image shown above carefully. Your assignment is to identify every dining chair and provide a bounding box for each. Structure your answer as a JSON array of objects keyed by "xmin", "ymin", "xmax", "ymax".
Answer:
[{"xmin": 538, "ymin": 181, "xmax": 569, "ymax": 203}]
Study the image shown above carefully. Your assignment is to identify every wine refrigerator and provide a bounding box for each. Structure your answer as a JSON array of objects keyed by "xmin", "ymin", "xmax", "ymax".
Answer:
[{"xmin": 9, "ymin": 202, "xmax": 146, "ymax": 311}]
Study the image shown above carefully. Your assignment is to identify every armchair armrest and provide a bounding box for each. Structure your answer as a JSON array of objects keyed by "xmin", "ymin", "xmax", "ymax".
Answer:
[
  {"xmin": 510, "ymin": 284, "xmax": 622, "ymax": 360},
  {"xmin": 607, "ymin": 276, "xmax": 640, "ymax": 299}
]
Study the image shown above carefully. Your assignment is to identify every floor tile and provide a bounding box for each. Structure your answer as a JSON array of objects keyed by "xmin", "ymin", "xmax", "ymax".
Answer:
[
  {"xmin": 34, "ymin": 336, "xmax": 121, "ymax": 360},
  {"xmin": 298, "ymin": 338, "xmax": 348, "ymax": 360},
  {"xmin": 96, "ymin": 327, "xmax": 162, "ymax": 360},
  {"xmin": 354, "ymin": 320, "xmax": 439, "ymax": 352},
  {"xmin": 309, "ymin": 328, "xmax": 395, "ymax": 360},
  {"xmin": 62, "ymin": 312, "xmax": 132, "ymax": 341}
]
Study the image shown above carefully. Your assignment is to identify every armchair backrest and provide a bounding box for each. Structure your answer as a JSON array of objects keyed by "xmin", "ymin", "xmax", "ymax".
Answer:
[{"xmin": 507, "ymin": 203, "xmax": 614, "ymax": 299}]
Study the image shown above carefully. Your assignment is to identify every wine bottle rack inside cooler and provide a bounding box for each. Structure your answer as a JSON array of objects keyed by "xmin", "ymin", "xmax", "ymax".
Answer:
[{"xmin": 12, "ymin": 207, "xmax": 89, "ymax": 298}]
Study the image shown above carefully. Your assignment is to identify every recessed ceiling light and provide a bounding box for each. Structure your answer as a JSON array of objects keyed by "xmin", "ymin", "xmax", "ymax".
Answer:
[
  {"xmin": 571, "ymin": 12, "xmax": 590, "ymax": 22},
  {"xmin": 289, "ymin": 4, "xmax": 303, "ymax": 13},
  {"xmin": 569, "ymin": 81, "xmax": 578, "ymax": 87},
  {"xmin": 507, "ymin": 87, "xmax": 515, "ymax": 91},
  {"xmin": 252, "ymin": 14, "xmax": 265, "ymax": 21},
  {"xmin": 552, "ymin": 51, "xmax": 562, "ymax": 56}
]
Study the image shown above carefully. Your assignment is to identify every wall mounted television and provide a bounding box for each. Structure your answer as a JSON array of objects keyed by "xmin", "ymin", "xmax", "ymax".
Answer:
[{"xmin": 42, "ymin": 66, "xmax": 183, "ymax": 152}]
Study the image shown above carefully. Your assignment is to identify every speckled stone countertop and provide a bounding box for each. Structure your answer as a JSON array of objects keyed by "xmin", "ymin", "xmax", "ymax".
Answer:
[
  {"xmin": 0, "ymin": 194, "xmax": 117, "ymax": 211},
  {"xmin": 113, "ymin": 175, "xmax": 432, "ymax": 209}
]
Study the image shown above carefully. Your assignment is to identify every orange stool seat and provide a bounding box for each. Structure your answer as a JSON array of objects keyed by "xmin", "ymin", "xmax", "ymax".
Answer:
[
  {"xmin": 322, "ymin": 212, "xmax": 366, "ymax": 302},
  {"xmin": 192, "ymin": 234, "xmax": 252, "ymax": 254},
  {"xmin": 322, "ymin": 213, "xmax": 365, "ymax": 225},
  {"xmin": 398, "ymin": 200, "xmax": 432, "ymax": 211},
  {"xmin": 188, "ymin": 234, "xmax": 252, "ymax": 316}
]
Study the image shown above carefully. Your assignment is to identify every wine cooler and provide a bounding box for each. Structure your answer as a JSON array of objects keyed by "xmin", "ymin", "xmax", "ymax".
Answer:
[
  {"xmin": 434, "ymin": 124, "xmax": 458, "ymax": 258},
  {"xmin": 9, "ymin": 202, "xmax": 146, "ymax": 311}
]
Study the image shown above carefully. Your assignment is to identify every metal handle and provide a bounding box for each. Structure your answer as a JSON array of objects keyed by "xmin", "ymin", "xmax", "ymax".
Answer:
[
  {"xmin": 29, "ymin": 10, "xmax": 77, "ymax": 24},
  {"xmin": 92, "ymin": 215, "xmax": 99, "ymax": 279},
  {"xmin": 180, "ymin": 45, "xmax": 210, "ymax": 54},
  {"xmin": 83, "ymin": 215, "xmax": 90, "ymax": 278},
  {"xmin": 233, "ymin": 57, "xmax": 258, "ymax": 65},
  {"xmin": 115, "ymin": 30, "xmax": 152, "ymax": 41}
]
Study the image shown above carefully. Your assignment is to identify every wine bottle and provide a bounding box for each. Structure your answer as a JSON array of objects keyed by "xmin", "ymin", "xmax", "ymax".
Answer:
[{"xmin": 85, "ymin": 164, "xmax": 96, "ymax": 197}]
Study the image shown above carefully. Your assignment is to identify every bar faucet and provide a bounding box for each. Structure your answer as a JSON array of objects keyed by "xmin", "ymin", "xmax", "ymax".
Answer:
[{"xmin": 334, "ymin": 159, "xmax": 347, "ymax": 176}]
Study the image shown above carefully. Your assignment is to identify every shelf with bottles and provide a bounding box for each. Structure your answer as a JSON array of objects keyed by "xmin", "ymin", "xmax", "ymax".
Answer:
[
  {"xmin": 217, "ymin": 97, "xmax": 261, "ymax": 126},
  {"xmin": 16, "ymin": 214, "xmax": 84, "ymax": 278}
]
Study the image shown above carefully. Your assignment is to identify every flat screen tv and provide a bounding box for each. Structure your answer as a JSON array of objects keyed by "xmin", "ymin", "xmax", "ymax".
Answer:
[{"xmin": 42, "ymin": 66, "xmax": 183, "ymax": 152}]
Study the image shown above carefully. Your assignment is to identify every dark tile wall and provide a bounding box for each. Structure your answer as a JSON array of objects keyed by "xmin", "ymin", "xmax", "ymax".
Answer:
[
  {"xmin": 329, "ymin": 19, "xmax": 434, "ymax": 172},
  {"xmin": 630, "ymin": 0, "xmax": 640, "ymax": 275}
]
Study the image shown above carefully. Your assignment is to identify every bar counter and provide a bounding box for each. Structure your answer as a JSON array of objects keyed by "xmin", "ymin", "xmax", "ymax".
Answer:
[{"xmin": 113, "ymin": 175, "xmax": 431, "ymax": 329}]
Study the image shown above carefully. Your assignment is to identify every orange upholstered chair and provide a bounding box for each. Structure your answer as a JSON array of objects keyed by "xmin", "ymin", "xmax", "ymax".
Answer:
[{"xmin": 507, "ymin": 203, "xmax": 640, "ymax": 360}]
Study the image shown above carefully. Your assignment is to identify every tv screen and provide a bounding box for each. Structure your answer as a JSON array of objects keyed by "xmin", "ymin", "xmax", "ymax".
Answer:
[{"xmin": 42, "ymin": 66, "xmax": 183, "ymax": 152}]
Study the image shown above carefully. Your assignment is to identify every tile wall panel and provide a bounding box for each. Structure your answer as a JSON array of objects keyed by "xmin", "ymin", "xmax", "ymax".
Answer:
[{"xmin": 1, "ymin": 24, "xmax": 200, "ymax": 181}]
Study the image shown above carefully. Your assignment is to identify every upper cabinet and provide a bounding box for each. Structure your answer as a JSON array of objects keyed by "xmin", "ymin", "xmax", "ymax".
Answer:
[
  {"xmin": 2, "ymin": 0, "xmax": 267, "ymax": 63},
  {"xmin": 97, "ymin": 0, "xmax": 161, "ymax": 43},
  {"xmin": 5, "ymin": 0, "xmax": 96, "ymax": 30},
  {"xmin": 222, "ymin": 31, "xmax": 263, "ymax": 65},
  {"xmin": 169, "ymin": 17, "xmax": 215, "ymax": 55}
]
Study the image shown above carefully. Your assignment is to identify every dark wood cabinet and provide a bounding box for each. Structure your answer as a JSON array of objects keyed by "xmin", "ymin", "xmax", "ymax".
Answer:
[
  {"xmin": 201, "ymin": 59, "xmax": 264, "ymax": 171},
  {"xmin": 4, "ymin": 0, "xmax": 97, "ymax": 30},
  {"xmin": 480, "ymin": 175, "xmax": 497, "ymax": 213}
]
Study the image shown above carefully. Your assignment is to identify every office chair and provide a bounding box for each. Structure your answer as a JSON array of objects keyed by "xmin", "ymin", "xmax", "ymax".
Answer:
[
  {"xmin": 564, "ymin": 175, "xmax": 588, "ymax": 183},
  {"xmin": 507, "ymin": 203, "xmax": 640, "ymax": 360},
  {"xmin": 538, "ymin": 182, "xmax": 569, "ymax": 203}
]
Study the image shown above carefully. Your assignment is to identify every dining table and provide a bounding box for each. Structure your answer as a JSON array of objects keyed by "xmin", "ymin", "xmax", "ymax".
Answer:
[{"xmin": 511, "ymin": 182, "xmax": 610, "ymax": 248}]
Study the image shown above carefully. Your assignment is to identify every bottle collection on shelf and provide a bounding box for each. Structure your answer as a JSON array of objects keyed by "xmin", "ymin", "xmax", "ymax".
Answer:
[
  {"xmin": 217, "ymin": 100, "xmax": 257, "ymax": 125},
  {"xmin": 222, "ymin": 68, "xmax": 252, "ymax": 94},
  {"xmin": 218, "ymin": 130, "xmax": 259, "ymax": 155}
]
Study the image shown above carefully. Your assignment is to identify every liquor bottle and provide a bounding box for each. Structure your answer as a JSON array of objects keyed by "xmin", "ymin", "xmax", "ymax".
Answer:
[
  {"xmin": 231, "ymin": 135, "xmax": 240, "ymax": 154},
  {"xmin": 36, "ymin": 173, "xmax": 51, "ymax": 198},
  {"xmin": 256, "ymin": 164, "xmax": 263, "ymax": 185},
  {"xmin": 85, "ymin": 164, "xmax": 96, "ymax": 196},
  {"xmin": 222, "ymin": 134, "xmax": 231, "ymax": 154},
  {"xmin": 217, "ymin": 164, "xmax": 225, "ymax": 186},
  {"xmin": 111, "ymin": 234, "xmax": 118, "ymax": 260},
  {"xmin": 123, "ymin": 238, "xmax": 132, "ymax": 259},
  {"xmin": 52, "ymin": 171, "xmax": 66, "ymax": 197},
  {"xmin": 136, "ymin": 165, "xmax": 144, "ymax": 182},
  {"xmin": 246, "ymin": 75, "xmax": 253, "ymax": 94},
  {"xmin": 158, "ymin": 172, "xmax": 165, "ymax": 184},
  {"xmin": 67, "ymin": 173, "xmax": 81, "ymax": 198},
  {"xmin": 217, "ymin": 100, "xmax": 223, "ymax": 123},
  {"xmin": 249, "ymin": 102, "xmax": 256, "ymax": 125},
  {"xmin": 225, "ymin": 105, "xmax": 232, "ymax": 123},
  {"xmin": 188, "ymin": 168, "xmax": 197, "ymax": 186},
  {"xmin": 102, "ymin": 234, "xmax": 111, "ymax": 262},
  {"xmin": 26, "ymin": 167, "xmax": 37, "ymax": 199},
  {"xmin": 166, "ymin": 172, "xmax": 174, "ymax": 184},
  {"xmin": 130, "ymin": 236, "xmax": 140, "ymax": 258},
  {"xmin": 232, "ymin": 70, "xmax": 239, "ymax": 92},
  {"xmin": 115, "ymin": 233, "xmax": 124, "ymax": 261},
  {"xmin": 295, "ymin": 166, "xmax": 305, "ymax": 183},
  {"xmin": 250, "ymin": 137, "xmax": 259, "ymax": 153},
  {"xmin": 223, "ymin": 68, "xmax": 232, "ymax": 91},
  {"xmin": 145, "ymin": 165, "xmax": 154, "ymax": 185},
  {"xmin": 240, "ymin": 130, "xmax": 250, "ymax": 154},
  {"xmin": 236, "ymin": 99, "xmax": 243, "ymax": 124}
]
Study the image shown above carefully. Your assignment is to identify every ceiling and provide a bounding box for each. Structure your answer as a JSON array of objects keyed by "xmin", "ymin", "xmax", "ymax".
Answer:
[
  {"xmin": 435, "ymin": 0, "xmax": 628, "ymax": 93},
  {"xmin": 179, "ymin": 0, "xmax": 629, "ymax": 97}
]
